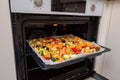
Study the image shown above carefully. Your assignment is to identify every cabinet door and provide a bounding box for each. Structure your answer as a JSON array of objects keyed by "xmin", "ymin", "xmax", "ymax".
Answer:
[{"xmin": 102, "ymin": 1, "xmax": 120, "ymax": 80}]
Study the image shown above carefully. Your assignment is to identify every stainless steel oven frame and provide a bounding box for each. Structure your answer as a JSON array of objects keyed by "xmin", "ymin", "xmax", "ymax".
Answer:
[{"xmin": 11, "ymin": 14, "xmax": 110, "ymax": 80}]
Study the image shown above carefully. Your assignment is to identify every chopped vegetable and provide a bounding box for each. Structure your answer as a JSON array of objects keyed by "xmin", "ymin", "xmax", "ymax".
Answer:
[
  {"xmin": 29, "ymin": 35, "xmax": 100, "ymax": 63},
  {"xmin": 39, "ymin": 51, "xmax": 43, "ymax": 56},
  {"xmin": 62, "ymin": 55, "xmax": 70, "ymax": 60},
  {"xmin": 51, "ymin": 57, "xmax": 58, "ymax": 62}
]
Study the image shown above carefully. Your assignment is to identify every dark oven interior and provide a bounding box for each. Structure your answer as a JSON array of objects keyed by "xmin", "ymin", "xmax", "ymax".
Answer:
[{"xmin": 11, "ymin": 14, "xmax": 106, "ymax": 80}]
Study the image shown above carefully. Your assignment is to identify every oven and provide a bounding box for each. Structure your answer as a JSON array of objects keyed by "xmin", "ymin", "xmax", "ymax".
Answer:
[{"xmin": 9, "ymin": 0, "xmax": 110, "ymax": 80}]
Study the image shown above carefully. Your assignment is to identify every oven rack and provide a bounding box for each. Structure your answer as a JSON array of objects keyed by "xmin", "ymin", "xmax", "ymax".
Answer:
[{"xmin": 27, "ymin": 63, "xmax": 108, "ymax": 80}]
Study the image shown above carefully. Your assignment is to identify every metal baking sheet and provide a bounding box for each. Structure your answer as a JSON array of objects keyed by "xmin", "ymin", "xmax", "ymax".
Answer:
[
  {"xmin": 27, "ymin": 34, "xmax": 105, "ymax": 65},
  {"xmin": 27, "ymin": 44, "xmax": 110, "ymax": 70}
]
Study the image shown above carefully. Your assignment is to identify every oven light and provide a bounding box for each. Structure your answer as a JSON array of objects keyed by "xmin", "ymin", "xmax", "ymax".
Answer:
[{"xmin": 53, "ymin": 24, "xmax": 58, "ymax": 27}]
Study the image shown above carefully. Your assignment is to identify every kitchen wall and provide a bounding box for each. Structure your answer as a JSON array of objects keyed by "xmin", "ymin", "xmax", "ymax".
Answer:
[
  {"xmin": 101, "ymin": 0, "xmax": 120, "ymax": 80},
  {"xmin": 0, "ymin": 0, "xmax": 16, "ymax": 80}
]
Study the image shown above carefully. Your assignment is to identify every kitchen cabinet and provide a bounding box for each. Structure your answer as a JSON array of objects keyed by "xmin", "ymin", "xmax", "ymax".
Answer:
[{"xmin": 102, "ymin": 0, "xmax": 120, "ymax": 80}]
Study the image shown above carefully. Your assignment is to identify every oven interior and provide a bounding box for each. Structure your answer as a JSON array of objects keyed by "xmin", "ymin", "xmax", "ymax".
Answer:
[
  {"xmin": 25, "ymin": 21, "xmax": 95, "ymax": 80},
  {"xmin": 11, "ymin": 14, "xmax": 109, "ymax": 80}
]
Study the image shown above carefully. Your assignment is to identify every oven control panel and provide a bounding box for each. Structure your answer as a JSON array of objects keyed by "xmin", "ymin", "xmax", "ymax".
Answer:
[{"xmin": 10, "ymin": 0, "xmax": 104, "ymax": 16}]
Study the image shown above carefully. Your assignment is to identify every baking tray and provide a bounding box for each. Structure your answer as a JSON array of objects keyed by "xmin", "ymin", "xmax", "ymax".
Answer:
[{"xmin": 27, "ymin": 35, "xmax": 111, "ymax": 70}]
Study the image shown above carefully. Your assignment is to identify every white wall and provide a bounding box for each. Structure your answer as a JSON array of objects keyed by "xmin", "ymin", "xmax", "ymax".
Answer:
[
  {"xmin": 0, "ymin": 0, "xmax": 16, "ymax": 80},
  {"xmin": 102, "ymin": 0, "xmax": 120, "ymax": 80}
]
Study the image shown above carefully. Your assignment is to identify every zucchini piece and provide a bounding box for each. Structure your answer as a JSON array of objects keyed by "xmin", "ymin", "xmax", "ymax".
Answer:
[
  {"xmin": 51, "ymin": 58, "xmax": 58, "ymax": 62},
  {"xmin": 39, "ymin": 50, "xmax": 43, "ymax": 56}
]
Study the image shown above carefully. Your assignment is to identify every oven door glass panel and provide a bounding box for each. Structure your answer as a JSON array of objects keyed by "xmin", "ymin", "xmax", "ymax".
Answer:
[{"xmin": 51, "ymin": 0, "xmax": 86, "ymax": 13}]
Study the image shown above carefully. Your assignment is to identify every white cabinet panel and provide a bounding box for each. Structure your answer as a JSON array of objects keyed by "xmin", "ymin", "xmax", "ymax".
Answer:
[
  {"xmin": 102, "ymin": 1, "xmax": 120, "ymax": 80},
  {"xmin": 0, "ymin": 0, "xmax": 16, "ymax": 80}
]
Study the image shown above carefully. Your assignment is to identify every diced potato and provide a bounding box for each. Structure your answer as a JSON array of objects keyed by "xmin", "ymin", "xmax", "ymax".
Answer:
[
  {"xmin": 62, "ymin": 55, "xmax": 70, "ymax": 60},
  {"xmin": 70, "ymin": 54, "xmax": 76, "ymax": 58}
]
